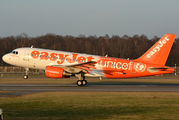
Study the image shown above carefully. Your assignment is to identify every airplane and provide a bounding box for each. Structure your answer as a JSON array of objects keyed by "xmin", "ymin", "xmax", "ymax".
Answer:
[{"xmin": 2, "ymin": 33, "xmax": 176, "ymax": 86}]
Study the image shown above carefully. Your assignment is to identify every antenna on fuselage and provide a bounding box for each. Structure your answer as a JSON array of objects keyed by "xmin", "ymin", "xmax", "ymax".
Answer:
[
  {"xmin": 105, "ymin": 54, "xmax": 108, "ymax": 57},
  {"xmin": 31, "ymin": 45, "xmax": 33, "ymax": 48}
]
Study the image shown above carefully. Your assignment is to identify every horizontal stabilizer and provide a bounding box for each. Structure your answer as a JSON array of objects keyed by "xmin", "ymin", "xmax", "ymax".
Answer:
[
  {"xmin": 149, "ymin": 67, "xmax": 168, "ymax": 70},
  {"xmin": 147, "ymin": 67, "xmax": 169, "ymax": 73}
]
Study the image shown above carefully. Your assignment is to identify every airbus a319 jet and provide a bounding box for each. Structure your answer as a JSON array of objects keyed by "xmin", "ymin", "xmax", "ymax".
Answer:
[{"xmin": 2, "ymin": 33, "xmax": 176, "ymax": 86}]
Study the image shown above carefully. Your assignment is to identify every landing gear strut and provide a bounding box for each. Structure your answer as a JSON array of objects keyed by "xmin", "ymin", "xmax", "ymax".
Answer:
[
  {"xmin": 75, "ymin": 73, "xmax": 87, "ymax": 86},
  {"xmin": 23, "ymin": 68, "xmax": 29, "ymax": 79}
]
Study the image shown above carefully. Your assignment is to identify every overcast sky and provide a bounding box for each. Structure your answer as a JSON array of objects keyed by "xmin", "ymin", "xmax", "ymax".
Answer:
[{"xmin": 0, "ymin": 0, "xmax": 179, "ymax": 38}]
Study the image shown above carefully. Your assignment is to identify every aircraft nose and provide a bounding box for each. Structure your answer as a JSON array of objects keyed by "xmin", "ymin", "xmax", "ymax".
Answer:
[{"xmin": 2, "ymin": 54, "xmax": 8, "ymax": 63}]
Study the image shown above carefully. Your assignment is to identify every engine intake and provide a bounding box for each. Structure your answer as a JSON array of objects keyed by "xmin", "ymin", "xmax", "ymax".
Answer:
[{"xmin": 45, "ymin": 66, "xmax": 70, "ymax": 78}]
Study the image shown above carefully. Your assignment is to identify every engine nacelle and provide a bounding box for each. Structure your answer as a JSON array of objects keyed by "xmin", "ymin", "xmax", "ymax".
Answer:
[{"xmin": 45, "ymin": 66, "xmax": 70, "ymax": 78}]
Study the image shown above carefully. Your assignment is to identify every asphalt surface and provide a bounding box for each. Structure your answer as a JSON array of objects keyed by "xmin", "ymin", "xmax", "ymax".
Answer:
[{"xmin": 1, "ymin": 83, "xmax": 179, "ymax": 97}]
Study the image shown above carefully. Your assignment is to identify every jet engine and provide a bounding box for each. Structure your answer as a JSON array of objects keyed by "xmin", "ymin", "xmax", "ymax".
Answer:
[{"xmin": 45, "ymin": 66, "xmax": 70, "ymax": 78}]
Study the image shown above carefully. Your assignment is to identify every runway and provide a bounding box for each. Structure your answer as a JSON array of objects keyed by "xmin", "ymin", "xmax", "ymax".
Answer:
[{"xmin": 1, "ymin": 84, "xmax": 179, "ymax": 97}]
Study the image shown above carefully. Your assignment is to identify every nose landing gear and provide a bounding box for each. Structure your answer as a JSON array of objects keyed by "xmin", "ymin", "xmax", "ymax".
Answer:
[
  {"xmin": 23, "ymin": 68, "xmax": 29, "ymax": 79},
  {"xmin": 23, "ymin": 75, "xmax": 28, "ymax": 79}
]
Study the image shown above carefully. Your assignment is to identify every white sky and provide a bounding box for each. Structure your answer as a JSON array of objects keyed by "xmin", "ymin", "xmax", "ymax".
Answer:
[{"xmin": 0, "ymin": 0, "xmax": 179, "ymax": 38}]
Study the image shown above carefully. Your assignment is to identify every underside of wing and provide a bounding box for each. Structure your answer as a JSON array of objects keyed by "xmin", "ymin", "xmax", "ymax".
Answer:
[
  {"xmin": 52, "ymin": 61, "xmax": 127, "ymax": 77},
  {"xmin": 52, "ymin": 61, "xmax": 97, "ymax": 74},
  {"xmin": 103, "ymin": 69, "xmax": 125, "ymax": 75}
]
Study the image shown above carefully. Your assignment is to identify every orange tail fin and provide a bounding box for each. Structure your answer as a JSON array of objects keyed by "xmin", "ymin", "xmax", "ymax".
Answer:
[{"xmin": 135, "ymin": 33, "xmax": 176, "ymax": 65}]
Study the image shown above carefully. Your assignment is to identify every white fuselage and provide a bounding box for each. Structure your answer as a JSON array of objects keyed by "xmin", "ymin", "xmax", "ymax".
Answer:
[{"xmin": 3, "ymin": 48, "xmax": 102, "ymax": 69}]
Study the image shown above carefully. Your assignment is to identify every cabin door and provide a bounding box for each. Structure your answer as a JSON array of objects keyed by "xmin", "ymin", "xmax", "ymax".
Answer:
[{"xmin": 23, "ymin": 50, "xmax": 30, "ymax": 61}]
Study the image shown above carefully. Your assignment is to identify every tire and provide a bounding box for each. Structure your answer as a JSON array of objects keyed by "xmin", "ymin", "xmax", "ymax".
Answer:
[
  {"xmin": 23, "ymin": 75, "xmax": 28, "ymax": 79},
  {"xmin": 77, "ymin": 80, "xmax": 83, "ymax": 86},
  {"xmin": 82, "ymin": 80, "xmax": 87, "ymax": 86}
]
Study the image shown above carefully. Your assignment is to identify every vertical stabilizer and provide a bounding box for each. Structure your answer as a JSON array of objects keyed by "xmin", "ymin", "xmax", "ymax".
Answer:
[{"xmin": 135, "ymin": 33, "xmax": 176, "ymax": 65}]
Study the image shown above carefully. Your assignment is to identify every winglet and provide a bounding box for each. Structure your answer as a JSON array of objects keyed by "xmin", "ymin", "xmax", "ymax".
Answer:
[{"xmin": 135, "ymin": 33, "xmax": 176, "ymax": 65}]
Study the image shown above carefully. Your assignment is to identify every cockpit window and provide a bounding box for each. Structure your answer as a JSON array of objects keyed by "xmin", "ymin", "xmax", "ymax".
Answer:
[
  {"xmin": 11, "ymin": 51, "xmax": 18, "ymax": 55},
  {"xmin": 11, "ymin": 51, "xmax": 14, "ymax": 54}
]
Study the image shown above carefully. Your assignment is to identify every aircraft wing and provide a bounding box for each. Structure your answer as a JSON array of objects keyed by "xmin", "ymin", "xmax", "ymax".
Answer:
[
  {"xmin": 103, "ymin": 69, "xmax": 125, "ymax": 75},
  {"xmin": 52, "ymin": 61, "xmax": 126, "ymax": 76},
  {"xmin": 52, "ymin": 61, "xmax": 97, "ymax": 74}
]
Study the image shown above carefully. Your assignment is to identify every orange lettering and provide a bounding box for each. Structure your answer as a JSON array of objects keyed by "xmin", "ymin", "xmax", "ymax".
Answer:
[
  {"xmin": 50, "ymin": 53, "xmax": 57, "ymax": 61},
  {"xmin": 86, "ymin": 56, "xmax": 94, "ymax": 61},
  {"xmin": 67, "ymin": 54, "xmax": 78, "ymax": 63},
  {"xmin": 57, "ymin": 54, "xmax": 69, "ymax": 64},
  {"xmin": 77, "ymin": 56, "xmax": 86, "ymax": 63},
  {"xmin": 40, "ymin": 52, "xmax": 48, "ymax": 60},
  {"xmin": 31, "ymin": 51, "xmax": 39, "ymax": 59}
]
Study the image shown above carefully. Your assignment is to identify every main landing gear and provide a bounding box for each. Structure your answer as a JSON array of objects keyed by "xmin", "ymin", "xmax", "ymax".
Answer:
[
  {"xmin": 75, "ymin": 73, "xmax": 87, "ymax": 86},
  {"xmin": 23, "ymin": 68, "xmax": 29, "ymax": 79},
  {"xmin": 76, "ymin": 80, "xmax": 87, "ymax": 86}
]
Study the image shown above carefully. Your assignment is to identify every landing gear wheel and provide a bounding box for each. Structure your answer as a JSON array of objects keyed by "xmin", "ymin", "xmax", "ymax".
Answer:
[
  {"xmin": 82, "ymin": 80, "xmax": 87, "ymax": 86},
  {"xmin": 77, "ymin": 80, "xmax": 83, "ymax": 86},
  {"xmin": 23, "ymin": 75, "xmax": 28, "ymax": 79},
  {"xmin": 24, "ymin": 68, "xmax": 29, "ymax": 79}
]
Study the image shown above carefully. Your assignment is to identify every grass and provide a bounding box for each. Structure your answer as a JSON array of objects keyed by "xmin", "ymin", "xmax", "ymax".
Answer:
[
  {"xmin": 0, "ymin": 77, "xmax": 179, "ymax": 119},
  {"xmin": 0, "ymin": 92, "xmax": 179, "ymax": 120}
]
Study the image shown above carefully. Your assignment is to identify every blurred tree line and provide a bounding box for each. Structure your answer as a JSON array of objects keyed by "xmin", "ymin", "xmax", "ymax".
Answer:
[{"xmin": 0, "ymin": 33, "xmax": 179, "ymax": 67}]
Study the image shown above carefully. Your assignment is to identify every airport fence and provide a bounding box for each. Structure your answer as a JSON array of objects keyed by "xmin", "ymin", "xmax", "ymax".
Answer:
[
  {"xmin": 0, "ymin": 66, "xmax": 45, "ymax": 77},
  {"xmin": 0, "ymin": 66, "xmax": 178, "ymax": 77}
]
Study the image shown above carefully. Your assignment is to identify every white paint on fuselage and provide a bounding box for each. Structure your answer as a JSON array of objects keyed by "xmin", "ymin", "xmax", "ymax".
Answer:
[{"xmin": 2, "ymin": 47, "xmax": 101, "ymax": 70}]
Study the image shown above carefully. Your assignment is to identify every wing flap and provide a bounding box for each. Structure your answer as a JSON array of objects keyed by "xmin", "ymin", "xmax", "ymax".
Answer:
[{"xmin": 52, "ymin": 61, "xmax": 97, "ymax": 73}]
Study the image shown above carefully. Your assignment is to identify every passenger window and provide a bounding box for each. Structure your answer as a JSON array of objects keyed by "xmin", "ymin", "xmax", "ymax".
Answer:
[{"xmin": 16, "ymin": 51, "xmax": 18, "ymax": 54}]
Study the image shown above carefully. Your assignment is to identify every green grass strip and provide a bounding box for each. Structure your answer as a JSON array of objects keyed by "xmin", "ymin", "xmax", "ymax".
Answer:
[{"xmin": 0, "ymin": 92, "xmax": 179, "ymax": 120}]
